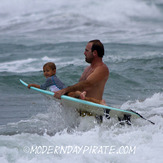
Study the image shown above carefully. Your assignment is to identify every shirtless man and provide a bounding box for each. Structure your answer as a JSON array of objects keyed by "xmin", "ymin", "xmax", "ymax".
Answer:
[{"xmin": 54, "ymin": 40, "xmax": 109, "ymax": 103}]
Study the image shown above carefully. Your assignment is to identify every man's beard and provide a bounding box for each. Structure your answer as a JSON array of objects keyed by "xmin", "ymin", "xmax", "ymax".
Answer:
[{"xmin": 85, "ymin": 55, "xmax": 94, "ymax": 63}]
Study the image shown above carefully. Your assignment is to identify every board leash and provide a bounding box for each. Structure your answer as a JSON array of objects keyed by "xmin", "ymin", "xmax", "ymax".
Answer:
[{"xmin": 128, "ymin": 109, "xmax": 155, "ymax": 125}]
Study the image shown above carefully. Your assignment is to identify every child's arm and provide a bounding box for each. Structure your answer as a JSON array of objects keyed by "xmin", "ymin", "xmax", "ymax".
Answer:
[
  {"xmin": 28, "ymin": 84, "xmax": 40, "ymax": 89},
  {"xmin": 28, "ymin": 77, "xmax": 53, "ymax": 90}
]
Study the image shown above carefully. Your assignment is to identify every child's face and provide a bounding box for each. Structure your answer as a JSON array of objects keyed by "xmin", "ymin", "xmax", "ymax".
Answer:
[{"xmin": 43, "ymin": 66, "xmax": 56, "ymax": 78}]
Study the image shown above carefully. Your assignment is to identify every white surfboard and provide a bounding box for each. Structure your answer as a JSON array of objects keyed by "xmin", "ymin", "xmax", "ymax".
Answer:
[{"xmin": 19, "ymin": 79, "xmax": 154, "ymax": 124}]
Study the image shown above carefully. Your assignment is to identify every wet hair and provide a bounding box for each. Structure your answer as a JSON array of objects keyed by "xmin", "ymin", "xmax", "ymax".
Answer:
[
  {"xmin": 89, "ymin": 40, "xmax": 104, "ymax": 58},
  {"xmin": 43, "ymin": 62, "xmax": 56, "ymax": 70}
]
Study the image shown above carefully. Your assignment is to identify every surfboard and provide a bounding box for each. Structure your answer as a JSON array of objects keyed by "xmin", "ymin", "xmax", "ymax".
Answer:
[{"xmin": 19, "ymin": 79, "xmax": 154, "ymax": 124}]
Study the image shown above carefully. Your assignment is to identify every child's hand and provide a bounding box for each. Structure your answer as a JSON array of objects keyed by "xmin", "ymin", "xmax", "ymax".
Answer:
[
  {"xmin": 27, "ymin": 84, "xmax": 40, "ymax": 89},
  {"xmin": 28, "ymin": 84, "xmax": 32, "ymax": 89}
]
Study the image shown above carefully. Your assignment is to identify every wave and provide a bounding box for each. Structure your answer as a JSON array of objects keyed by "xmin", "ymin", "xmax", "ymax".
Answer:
[
  {"xmin": 0, "ymin": 99, "xmax": 92, "ymax": 136},
  {"xmin": 0, "ymin": 56, "xmax": 86, "ymax": 73},
  {"xmin": 121, "ymin": 92, "xmax": 163, "ymax": 117},
  {"xmin": 0, "ymin": 0, "xmax": 162, "ymax": 23},
  {"xmin": 105, "ymin": 53, "xmax": 163, "ymax": 64},
  {"xmin": 0, "ymin": 92, "xmax": 162, "ymax": 163},
  {"xmin": 0, "ymin": 48, "xmax": 162, "ymax": 73},
  {"xmin": 0, "ymin": 93, "xmax": 163, "ymax": 136},
  {"xmin": 0, "ymin": 0, "xmax": 163, "ymax": 45},
  {"xmin": 1, "ymin": 92, "xmax": 162, "ymax": 136}
]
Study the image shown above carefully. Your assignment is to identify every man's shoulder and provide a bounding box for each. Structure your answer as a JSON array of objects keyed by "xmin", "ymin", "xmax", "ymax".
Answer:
[
  {"xmin": 97, "ymin": 63, "xmax": 109, "ymax": 72},
  {"xmin": 94, "ymin": 63, "xmax": 109, "ymax": 79},
  {"xmin": 103, "ymin": 63, "xmax": 109, "ymax": 72}
]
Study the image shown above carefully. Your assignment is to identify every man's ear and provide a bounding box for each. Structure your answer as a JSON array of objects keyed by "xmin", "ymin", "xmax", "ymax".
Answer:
[{"xmin": 93, "ymin": 50, "xmax": 98, "ymax": 57}]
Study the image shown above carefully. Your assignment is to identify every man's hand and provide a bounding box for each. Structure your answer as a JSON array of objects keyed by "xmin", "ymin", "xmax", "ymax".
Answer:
[{"xmin": 54, "ymin": 88, "xmax": 67, "ymax": 99}]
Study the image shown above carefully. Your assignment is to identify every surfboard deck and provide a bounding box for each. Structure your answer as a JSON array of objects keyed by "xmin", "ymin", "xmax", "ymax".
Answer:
[{"xmin": 19, "ymin": 79, "xmax": 155, "ymax": 124}]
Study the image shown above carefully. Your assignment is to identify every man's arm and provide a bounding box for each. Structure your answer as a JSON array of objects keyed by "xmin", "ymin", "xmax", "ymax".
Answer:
[
  {"xmin": 54, "ymin": 65, "xmax": 109, "ymax": 99},
  {"xmin": 54, "ymin": 80, "xmax": 91, "ymax": 99}
]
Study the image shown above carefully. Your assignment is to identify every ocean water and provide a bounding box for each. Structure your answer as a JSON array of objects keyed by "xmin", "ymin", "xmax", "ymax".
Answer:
[{"xmin": 0, "ymin": 0, "xmax": 163, "ymax": 162}]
